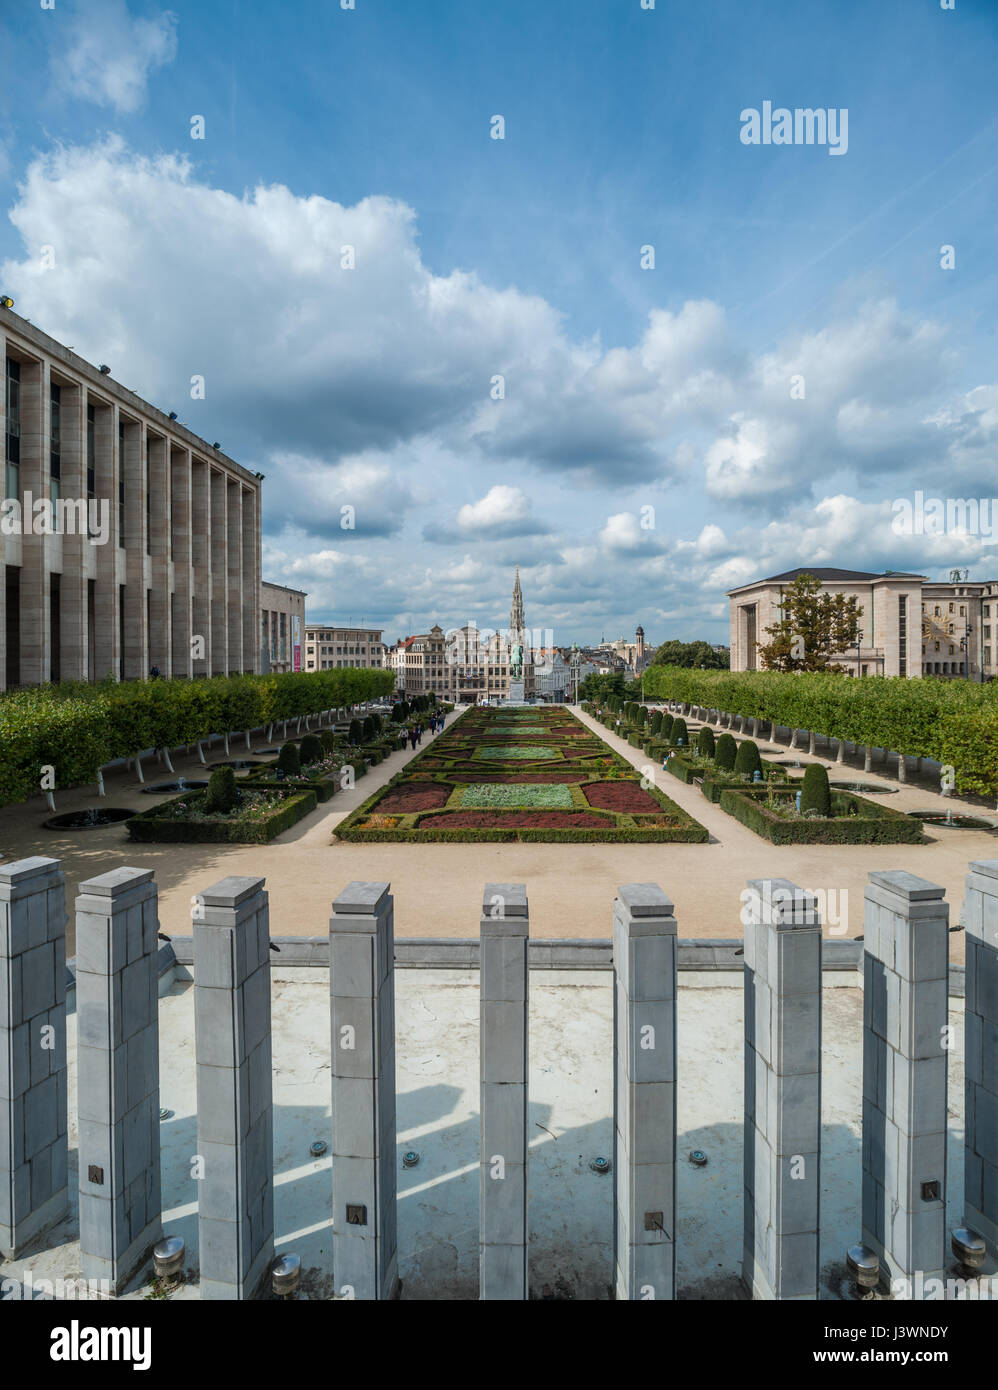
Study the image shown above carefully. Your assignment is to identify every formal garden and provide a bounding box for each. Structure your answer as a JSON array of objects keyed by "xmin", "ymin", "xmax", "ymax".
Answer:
[
  {"xmin": 335, "ymin": 704, "xmax": 709, "ymax": 842},
  {"xmin": 585, "ymin": 698, "xmax": 927, "ymax": 846},
  {"xmin": 125, "ymin": 695, "xmax": 448, "ymax": 843}
]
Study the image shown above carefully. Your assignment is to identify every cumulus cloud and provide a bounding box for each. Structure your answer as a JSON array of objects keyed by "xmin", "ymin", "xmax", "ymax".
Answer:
[
  {"xmin": 59, "ymin": 2, "xmax": 178, "ymax": 114},
  {"xmin": 424, "ymin": 485, "xmax": 551, "ymax": 542}
]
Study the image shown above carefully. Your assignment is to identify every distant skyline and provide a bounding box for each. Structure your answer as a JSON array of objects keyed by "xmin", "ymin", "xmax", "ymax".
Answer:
[{"xmin": 2, "ymin": 1, "xmax": 997, "ymax": 644}]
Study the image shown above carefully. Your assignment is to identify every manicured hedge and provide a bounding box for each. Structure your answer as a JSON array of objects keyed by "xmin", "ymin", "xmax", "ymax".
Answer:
[
  {"xmin": 717, "ymin": 787, "xmax": 926, "ymax": 845},
  {"xmin": 0, "ymin": 667, "xmax": 394, "ymax": 807},
  {"xmin": 126, "ymin": 787, "xmax": 318, "ymax": 843},
  {"xmin": 643, "ymin": 665, "xmax": 998, "ymax": 797}
]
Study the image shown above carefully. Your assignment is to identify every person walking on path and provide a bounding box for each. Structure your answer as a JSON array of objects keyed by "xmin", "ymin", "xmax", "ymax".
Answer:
[{"xmin": 409, "ymin": 727, "xmax": 418, "ymax": 751}]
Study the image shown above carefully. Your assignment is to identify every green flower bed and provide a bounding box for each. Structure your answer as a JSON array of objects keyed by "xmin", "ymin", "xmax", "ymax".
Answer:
[
  {"xmin": 473, "ymin": 745, "xmax": 558, "ymax": 761},
  {"xmin": 126, "ymin": 786, "xmax": 318, "ymax": 843},
  {"xmin": 459, "ymin": 782, "xmax": 573, "ymax": 809},
  {"xmin": 717, "ymin": 787, "xmax": 926, "ymax": 845}
]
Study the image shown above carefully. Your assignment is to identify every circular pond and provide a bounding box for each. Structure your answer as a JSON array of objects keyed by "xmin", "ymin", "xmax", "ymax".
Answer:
[
  {"xmin": 44, "ymin": 808, "xmax": 134, "ymax": 830},
  {"xmin": 830, "ymin": 782, "xmax": 897, "ymax": 795},
  {"xmin": 142, "ymin": 779, "xmax": 209, "ymax": 795},
  {"xmin": 906, "ymin": 810, "xmax": 995, "ymax": 829}
]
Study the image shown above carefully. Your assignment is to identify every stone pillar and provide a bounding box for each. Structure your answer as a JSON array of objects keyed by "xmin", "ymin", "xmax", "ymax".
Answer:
[
  {"xmin": 864, "ymin": 746, "xmax": 873, "ymax": 773},
  {"xmin": 613, "ymin": 883, "xmax": 677, "ymax": 1300},
  {"xmin": 480, "ymin": 882, "xmax": 528, "ymax": 1300},
  {"xmin": 226, "ymin": 478, "xmax": 242, "ymax": 671},
  {"xmin": 897, "ymin": 753, "xmax": 907, "ymax": 783},
  {"xmin": 330, "ymin": 881, "xmax": 398, "ymax": 1300},
  {"xmin": 209, "ymin": 468, "xmax": 227, "ymax": 675},
  {"xmin": 0, "ymin": 857, "xmax": 68, "ymax": 1256},
  {"xmin": 861, "ymin": 871, "xmax": 948, "ymax": 1288},
  {"xmin": 962, "ymin": 860, "xmax": 998, "ymax": 1257},
  {"xmin": 836, "ymin": 739, "xmax": 847, "ymax": 764},
  {"xmin": 75, "ymin": 868, "xmax": 161, "ymax": 1290},
  {"xmin": 742, "ymin": 878, "xmax": 821, "ymax": 1300},
  {"xmin": 193, "ymin": 876, "xmax": 274, "ymax": 1300}
]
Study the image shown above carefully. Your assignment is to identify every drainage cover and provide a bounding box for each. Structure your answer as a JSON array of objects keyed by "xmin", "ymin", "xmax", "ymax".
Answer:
[
  {"xmin": 309, "ymin": 1140, "xmax": 328, "ymax": 1157},
  {"xmin": 589, "ymin": 1156, "xmax": 611, "ymax": 1174},
  {"xmin": 44, "ymin": 808, "xmax": 133, "ymax": 830},
  {"xmin": 689, "ymin": 1150, "xmax": 708, "ymax": 1167}
]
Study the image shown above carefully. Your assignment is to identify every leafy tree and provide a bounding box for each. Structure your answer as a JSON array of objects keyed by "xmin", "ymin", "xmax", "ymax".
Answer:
[
  {"xmin": 800, "ymin": 763, "xmax": 831, "ymax": 817},
  {"xmin": 715, "ymin": 732, "xmax": 737, "ymax": 770},
  {"xmin": 204, "ymin": 766, "xmax": 238, "ymax": 814},
  {"xmin": 578, "ymin": 671, "xmax": 627, "ymax": 703},
  {"xmin": 651, "ymin": 640, "xmax": 729, "ymax": 669},
  {"xmin": 756, "ymin": 573, "xmax": 860, "ymax": 673}
]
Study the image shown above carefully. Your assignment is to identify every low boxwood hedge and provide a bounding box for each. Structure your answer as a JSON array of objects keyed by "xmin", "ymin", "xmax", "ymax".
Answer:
[
  {"xmin": 717, "ymin": 787, "xmax": 926, "ymax": 845},
  {"xmin": 126, "ymin": 786, "xmax": 318, "ymax": 843}
]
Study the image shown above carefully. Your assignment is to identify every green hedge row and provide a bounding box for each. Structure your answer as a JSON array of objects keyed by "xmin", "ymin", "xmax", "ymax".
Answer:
[
  {"xmin": 0, "ymin": 667, "xmax": 395, "ymax": 807},
  {"xmin": 642, "ymin": 666, "xmax": 998, "ymax": 797},
  {"xmin": 717, "ymin": 787, "xmax": 926, "ymax": 846}
]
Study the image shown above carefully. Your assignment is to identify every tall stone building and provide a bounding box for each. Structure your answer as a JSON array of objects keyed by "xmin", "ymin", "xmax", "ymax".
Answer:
[
  {"xmin": 1, "ymin": 305, "xmax": 262, "ymax": 689},
  {"xmin": 728, "ymin": 566, "xmax": 998, "ymax": 680}
]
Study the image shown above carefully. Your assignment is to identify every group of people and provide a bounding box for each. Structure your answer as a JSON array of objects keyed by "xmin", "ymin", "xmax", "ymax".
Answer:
[{"xmin": 395, "ymin": 709, "xmax": 447, "ymax": 754}]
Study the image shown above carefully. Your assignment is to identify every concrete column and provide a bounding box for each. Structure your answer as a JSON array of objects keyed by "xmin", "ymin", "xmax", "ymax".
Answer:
[
  {"xmin": 226, "ymin": 478, "xmax": 242, "ymax": 671},
  {"xmin": 962, "ymin": 859, "xmax": 998, "ymax": 1257},
  {"xmin": 171, "ymin": 445, "xmax": 194, "ymax": 676},
  {"xmin": 18, "ymin": 357, "xmax": 49, "ymax": 687},
  {"xmin": 861, "ymin": 871, "xmax": 948, "ymax": 1288},
  {"xmin": 121, "ymin": 416, "xmax": 145, "ymax": 679},
  {"xmin": 742, "ymin": 878, "xmax": 822, "ymax": 1300},
  {"xmin": 613, "ymin": 882, "xmax": 677, "ymax": 1301},
  {"xmin": 241, "ymin": 485, "xmax": 259, "ymax": 674},
  {"xmin": 75, "ymin": 867, "xmax": 161, "ymax": 1290},
  {"xmin": 480, "ymin": 882, "xmax": 528, "ymax": 1300},
  {"xmin": 329, "ymin": 881, "xmax": 398, "ymax": 1300},
  {"xmin": 193, "ymin": 876, "xmax": 273, "ymax": 1300},
  {"xmin": 209, "ymin": 468, "xmax": 227, "ymax": 675},
  {"xmin": 59, "ymin": 381, "xmax": 88, "ymax": 682},
  {"xmin": 147, "ymin": 431, "xmax": 170, "ymax": 675},
  {"xmin": 0, "ymin": 857, "xmax": 68, "ymax": 1257},
  {"xmin": 92, "ymin": 396, "xmax": 118, "ymax": 682}
]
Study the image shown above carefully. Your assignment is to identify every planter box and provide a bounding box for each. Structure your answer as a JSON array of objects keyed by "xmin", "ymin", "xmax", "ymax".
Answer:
[
  {"xmin": 126, "ymin": 786, "xmax": 318, "ymax": 843},
  {"xmin": 716, "ymin": 787, "xmax": 926, "ymax": 845}
]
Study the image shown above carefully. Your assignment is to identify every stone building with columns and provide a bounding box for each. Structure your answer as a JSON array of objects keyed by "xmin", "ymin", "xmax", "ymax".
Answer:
[{"xmin": 1, "ymin": 305, "xmax": 262, "ymax": 689}]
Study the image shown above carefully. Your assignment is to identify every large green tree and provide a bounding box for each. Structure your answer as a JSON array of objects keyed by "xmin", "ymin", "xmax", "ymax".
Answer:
[
  {"xmin": 756, "ymin": 573, "xmax": 860, "ymax": 673},
  {"xmin": 650, "ymin": 639, "xmax": 729, "ymax": 669},
  {"xmin": 578, "ymin": 671, "xmax": 628, "ymax": 702}
]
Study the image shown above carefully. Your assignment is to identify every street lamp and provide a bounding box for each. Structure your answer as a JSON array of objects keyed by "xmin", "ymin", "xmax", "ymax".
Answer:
[{"xmin": 854, "ymin": 628, "xmax": 863, "ymax": 679}]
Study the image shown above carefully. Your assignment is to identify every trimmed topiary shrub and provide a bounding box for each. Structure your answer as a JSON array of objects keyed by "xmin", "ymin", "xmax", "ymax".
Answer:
[
  {"xmin": 362, "ymin": 716, "xmax": 375, "ymax": 741},
  {"xmin": 697, "ymin": 726, "xmax": 715, "ymax": 758},
  {"xmin": 320, "ymin": 729, "xmax": 338, "ymax": 754},
  {"xmin": 734, "ymin": 739, "xmax": 762, "ymax": 777},
  {"xmin": 800, "ymin": 763, "xmax": 831, "ymax": 817},
  {"xmin": 300, "ymin": 733, "xmax": 323, "ymax": 765},
  {"xmin": 715, "ymin": 732, "xmax": 737, "ymax": 770},
  {"xmin": 278, "ymin": 742, "xmax": 301, "ymax": 776},
  {"xmin": 637, "ymin": 706, "xmax": 648, "ymax": 727},
  {"xmin": 660, "ymin": 713, "xmax": 674, "ymax": 742},
  {"xmin": 650, "ymin": 710, "xmax": 663, "ymax": 736},
  {"xmin": 204, "ymin": 765, "xmax": 238, "ymax": 814},
  {"xmin": 348, "ymin": 718, "xmax": 363, "ymax": 745},
  {"xmin": 671, "ymin": 717, "xmax": 688, "ymax": 747}
]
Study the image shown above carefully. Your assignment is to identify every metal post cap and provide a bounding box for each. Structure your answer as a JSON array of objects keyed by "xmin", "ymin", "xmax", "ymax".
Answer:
[
  {"xmin": 846, "ymin": 1244, "xmax": 880, "ymax": 1288},
  {"xmin": 952, "ymin": 1228, "xmax": 987, "ymax": 1268},
  {"xmin": 153, "ymin": 1235, "xmax": 185, "ymax": 1279},
  {"xmin": 272, "ymin": 1253, "xmax": 302, "ymax": 1296}
]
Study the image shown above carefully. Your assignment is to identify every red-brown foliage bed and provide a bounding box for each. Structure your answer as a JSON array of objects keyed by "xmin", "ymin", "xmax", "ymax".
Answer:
[
  {"xmin": 375, "ymin": 783, "xmax": 452, "ymax": 812},
  {"xmin": 416, "ymin": 811, "xmax": 614, "ymax": 829},
  {"xmin": 583, "ymin": 781, "xmax": 659, "ymax": 812}
]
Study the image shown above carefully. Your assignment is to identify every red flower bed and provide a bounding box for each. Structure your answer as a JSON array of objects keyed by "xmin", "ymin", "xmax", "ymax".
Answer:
[
  {"xmin": 417, "ymin": 811, "xmax": 614, "ymax": 829},
  {"xmin": 376, "ymin": 783, "xmax": 452, "ymax": 812},
  {"xmin": 583, "ymin": 781, "xmax": 659, "ymax": 812}
]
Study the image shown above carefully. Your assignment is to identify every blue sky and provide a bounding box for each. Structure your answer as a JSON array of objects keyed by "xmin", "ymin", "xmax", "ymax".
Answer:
[{"xmin": 1, "ymin": 0, "xmax": 997, "ymax": 645}]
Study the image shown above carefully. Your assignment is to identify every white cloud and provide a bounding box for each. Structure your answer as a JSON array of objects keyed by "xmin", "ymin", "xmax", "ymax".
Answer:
[{"xmin": 60, "ymin": 3, "xmax": 178, "ymax": 114}]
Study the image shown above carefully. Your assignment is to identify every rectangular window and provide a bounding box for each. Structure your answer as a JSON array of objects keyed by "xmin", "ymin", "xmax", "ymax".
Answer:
[
  {"xmin": 5, "ymin": 357, "xmax": 20, "ymax": 502},
  {"xmin": 49, "ymin": 382, "xmax": 61, "ymax": 506},
  {"xmin": 986, "ymin": 647, "xmax": 992, "ymax": 666},
  {"xmin": 898, "ymin": 595, "xmax": 908, "ymax": 677}
]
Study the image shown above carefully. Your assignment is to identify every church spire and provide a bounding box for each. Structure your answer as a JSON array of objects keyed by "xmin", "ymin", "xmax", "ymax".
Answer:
[{"xmin": 510, "ymin": 565, "xmax": 525, "ymax": 639}]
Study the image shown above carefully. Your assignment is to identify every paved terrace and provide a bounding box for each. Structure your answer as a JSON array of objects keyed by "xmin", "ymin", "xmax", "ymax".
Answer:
[{"xmin": 0, "ymin": 704, "xmax": 991, "ymax": 957}]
